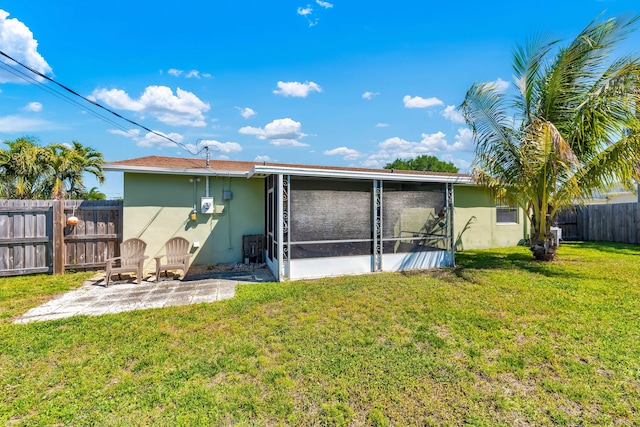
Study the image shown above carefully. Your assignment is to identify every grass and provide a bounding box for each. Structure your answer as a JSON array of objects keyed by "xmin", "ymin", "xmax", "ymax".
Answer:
[{"xmin": 1, "ymin": 242, "xmax": 640, "ymax": 425}]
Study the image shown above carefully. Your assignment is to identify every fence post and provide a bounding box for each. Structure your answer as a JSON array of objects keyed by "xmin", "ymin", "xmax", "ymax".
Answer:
[{"xmin": 53, "ymin": 200, "xmax": 65, "ymax": 275}]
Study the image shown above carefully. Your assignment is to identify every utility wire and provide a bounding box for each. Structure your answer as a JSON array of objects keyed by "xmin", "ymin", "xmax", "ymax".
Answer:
[
  {"xmin": 0, "ymin": 61, "xmax": 142, "ymax": 138},
  {"xmin": 0, "ymin": 50, "xmax": 208, "ymax": 156}
]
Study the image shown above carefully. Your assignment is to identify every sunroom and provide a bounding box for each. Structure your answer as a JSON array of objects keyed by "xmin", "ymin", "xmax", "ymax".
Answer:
[{"xmin": 250, "ymin": 165, "xmax": 471, "ymax": 281}]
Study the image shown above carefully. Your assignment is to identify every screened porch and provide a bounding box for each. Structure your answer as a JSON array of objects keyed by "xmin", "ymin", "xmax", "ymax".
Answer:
[{"xmin": 261, "ymin": 171, "xmax": 456, "ymax": 281}]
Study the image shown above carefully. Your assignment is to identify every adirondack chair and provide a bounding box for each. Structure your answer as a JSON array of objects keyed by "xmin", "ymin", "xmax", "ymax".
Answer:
[
  {"xmin": 105, "ymin": 238, "xmax": 149, "ymax": 287},
  {"xmin": 155, "ymin": 237, "xmax": 192, "ymax": 281}
]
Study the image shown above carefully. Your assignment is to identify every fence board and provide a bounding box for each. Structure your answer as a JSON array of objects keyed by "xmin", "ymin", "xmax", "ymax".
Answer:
[
  {"xmin": 63, "ymin": 200, "xmax": 122, "ymax": 270},
  {"xmin": 0, "ymin": 199, "xmax": 123, "ymax": 276},
  {"xmin": 557, "ymin": 202, "xmax": 640, "ymax": 245}
]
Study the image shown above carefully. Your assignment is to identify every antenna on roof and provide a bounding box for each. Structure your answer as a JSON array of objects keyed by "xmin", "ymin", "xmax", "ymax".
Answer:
[{"xmin": 205, "ymin": 145, "xmax": 210, "ymax": 168}]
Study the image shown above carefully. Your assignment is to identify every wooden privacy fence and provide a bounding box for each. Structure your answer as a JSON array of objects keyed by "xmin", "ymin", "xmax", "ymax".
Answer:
[
  {"xmin": 0, "ymin": 200, "xmax": 123, "ymax": 277},
  {"xmin": 556, "ymin": 202, "xmax": 640, "ymax": 244}
]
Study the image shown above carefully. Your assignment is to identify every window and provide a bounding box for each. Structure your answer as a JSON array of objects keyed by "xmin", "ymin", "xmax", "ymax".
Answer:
[{"xmin": 496, "ymin": 199, "xmax": 518, "ymax": 224}]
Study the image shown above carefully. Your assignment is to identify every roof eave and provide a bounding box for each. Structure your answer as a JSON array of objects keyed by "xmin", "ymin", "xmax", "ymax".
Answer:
[
  {"xmin": 248, "ymin": 165, "xmax": 474, "ymax": 184},
  {"xmin": 104, "ymin": 164, "xmax": 249, "ymax": 178}
]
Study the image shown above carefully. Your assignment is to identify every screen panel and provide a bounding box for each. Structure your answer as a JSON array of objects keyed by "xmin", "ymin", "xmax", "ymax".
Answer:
[{"xmin": 290, "ymin": 178, "xmax": 372, "ymax": 242}]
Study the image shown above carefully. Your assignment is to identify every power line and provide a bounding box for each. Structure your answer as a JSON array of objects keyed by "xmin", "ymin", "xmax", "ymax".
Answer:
[
  {"xmin": 0, "ymin": 61, "xmax": 143, "ymax": 138},
  {"xmin": 0, "ymin": 50, "xmax": 206, "ymax": 155}
]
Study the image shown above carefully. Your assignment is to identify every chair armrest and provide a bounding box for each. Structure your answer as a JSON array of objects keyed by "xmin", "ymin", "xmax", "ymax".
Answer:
[{"xmin": 105, "ymin": 256, "xmax": 122, "ymax": 267}]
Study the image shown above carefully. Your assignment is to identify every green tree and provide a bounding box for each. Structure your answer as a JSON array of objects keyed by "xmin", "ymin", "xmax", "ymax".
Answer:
[
  {"xmin": 461, "ymin": 15, "xmax": 640, "ymax": 260},
  {"xmin": 81, "ymin": 187, "xmax": 106, "ymax": 200},
  {"xmin": 66, "ymin": 141, "xmax": 105, "ymax": 198},
  {"xmin": 0, "ymin": 137, "xmax": 48, "ymax": 199},
  {"xmin": 0, "ymin": 138, "xmax": 105, "ymax": 200},
  {"xmin": 383, "ymin": 155, "xmax": 459, "ymax": 173}
]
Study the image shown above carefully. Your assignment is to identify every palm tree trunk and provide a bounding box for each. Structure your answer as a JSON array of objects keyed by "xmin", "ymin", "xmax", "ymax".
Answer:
[{"xmin": 529, "ymin": 209, "xmax": 557, "ymax": 261}]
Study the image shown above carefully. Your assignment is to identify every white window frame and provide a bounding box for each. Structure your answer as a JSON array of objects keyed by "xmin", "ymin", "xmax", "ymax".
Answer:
[{"xmin": 496, "ymin": 199, "xmax": 519, "ymax": 224}]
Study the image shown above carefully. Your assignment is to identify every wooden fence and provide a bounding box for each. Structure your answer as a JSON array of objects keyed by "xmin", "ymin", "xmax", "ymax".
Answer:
[
  {"xmin": 556, "ymin": 203, "xmax": 640, "ymax": 244},
  {"xmin": 0, "ymin": 200, "xmax": 122, "ymax": 277}
]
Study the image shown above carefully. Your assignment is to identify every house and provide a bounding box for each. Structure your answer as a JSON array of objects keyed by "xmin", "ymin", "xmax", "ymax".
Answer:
[
  {"xmin": 104, "ymin": 156, "xmax": 527, "ymax": 281},
  {"xmin": 583, "ymin": 184, "xmax": 640, "ymax": 205}
]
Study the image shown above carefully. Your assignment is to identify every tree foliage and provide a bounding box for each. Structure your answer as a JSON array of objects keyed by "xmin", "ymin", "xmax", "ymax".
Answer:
[
  {"xmin": 0, "ymin": 137, "xmax": 105, "ymax": 200},
  {"xmin": 383, "ymin": 155, "xmax": 459, "ymax": 173},
  {"xmin": 460, "ymin": 15, "xmax": 640, "ymax": 260}
]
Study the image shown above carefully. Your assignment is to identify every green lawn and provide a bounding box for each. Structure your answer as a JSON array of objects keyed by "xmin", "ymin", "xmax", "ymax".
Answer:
[{"xmin": 1, "ymin": 242, "xmax": 639, "ymax": 426}]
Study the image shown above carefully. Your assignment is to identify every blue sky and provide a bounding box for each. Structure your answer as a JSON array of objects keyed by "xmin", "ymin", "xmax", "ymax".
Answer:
[{"xmin": 0, "ymin": 1, "xmax": 638, "ymax": 198}]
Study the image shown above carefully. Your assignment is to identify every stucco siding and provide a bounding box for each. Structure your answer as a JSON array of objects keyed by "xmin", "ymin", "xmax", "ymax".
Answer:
[
  {"xmin": 453, "ymin": 185, "xmax": 527, "ymax": 250},
  {"xmin": 123, "ymin": 173, "xmax": 265, "ymax": 270}
]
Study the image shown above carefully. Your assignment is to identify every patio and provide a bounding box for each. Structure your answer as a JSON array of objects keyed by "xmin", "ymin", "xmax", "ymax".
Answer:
[{"xmin": 14, "ymin": 267, "xmax": 274, "ymax": 324}]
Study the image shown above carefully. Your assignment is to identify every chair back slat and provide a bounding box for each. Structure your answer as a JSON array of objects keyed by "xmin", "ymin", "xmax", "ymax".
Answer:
[
  {"xmin": 120, "ymin": 238, "xmax": 147, "ymax": 268},
  {"xmin": 165, "ymin": 237, "xmax": 190, "ymax": 264}
]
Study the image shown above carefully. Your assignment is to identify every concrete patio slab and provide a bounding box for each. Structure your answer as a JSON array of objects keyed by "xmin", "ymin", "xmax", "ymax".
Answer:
[{"xmin": 14, "ymin": 267, "xmax": 275, "ymax": 324}]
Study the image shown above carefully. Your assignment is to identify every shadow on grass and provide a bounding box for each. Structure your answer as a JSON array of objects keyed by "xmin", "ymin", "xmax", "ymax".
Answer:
[
  {"xmin": 452, "ymin": 247, "xmax": 584, "ymax": 280},
  {"xmin": 561, "ymin": 240, "xmax": 640, "ymax": 256}
]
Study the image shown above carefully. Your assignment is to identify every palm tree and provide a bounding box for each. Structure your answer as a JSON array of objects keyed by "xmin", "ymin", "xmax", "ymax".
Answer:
[
  {"xmin": 0, "ymin": 138, "xmax": 105, "ymax": 200},
  {"xmin": 0, "ymin": 137, "xmax": 48, "ymax": 199},
  {"xmin": 40, "ymin": 141, "xmax": 105, "ymax": 200},
  {"xmin": 461, "ymin": 15, "xmax": 640, "ymax": 260},
  {"xmin": 66, "ymin": 141, "xmax": 105, "ymax": 199},
  {"xmin": 81, "ymin": 187, "xmax": 106, "ymax": 200}
]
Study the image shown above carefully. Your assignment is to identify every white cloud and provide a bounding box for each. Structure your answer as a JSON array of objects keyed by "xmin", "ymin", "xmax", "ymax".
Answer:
[
  {"xmin": 167, "ymin": 68, "xmax": 211, "ymax": 79},
  {"xmin": 0, "ymin": 114, "xmax": 56, "ymax": 132},
  {"xmin": 362, "ymin": 129, "xmax": 474, "ymax": 168},
  {"xmin": 92, "ymin": 85, "xmax": 210, "ymax": 127},
  {"xmin": 255, "ymin": 155, "xmax": 271, "ymax": 162},
  {"xmin": 323, "ymin": 147, "xmax": 361, "ymax": 160},
  {"xmin": 488, "ymin": 77, "xmax": 510, "ymax": 93},
  {"xmin": 452, "ymin": 127, "xmax": 474, "ymax": 151},
  {"xmin": 375, "ymin": 123, "xmax": 389, "ymax": 128},
  {"xmin": 0, "ymin": 10, "xmax": 52, "ymax": 83},
  {"xmin": 239, "ymin": 118, "xmax": 308, "ymax": 146},
  {"xmin": 316, "ymin": 0, "xmax": 333, "ymax": 8},
  {"xmin": 403, "ymin": 95, "xmax": 444, "ymax": 109},
  {"xmin": 109, "ymin": 128, "xmax": 185, "ymax": 149},
  {"xmin": 197, "ymin": 139, "xmax": 242, "ymax": 154},
  {"xmin": 24, "ymin": 101, "xmax": 42, "ymax": 112},
  {"xmin": 273, "ymin": 81, "xmax": 322, "ymax": 97},
  {"xmin": 297, "ymin": 6, "xmax": 313, "ymax": 15},
  {"xmin": 442, "ymin": 105, "xmax": 465, "ymax": 123},
  {"xmin": 418, "ymin": 131, "xmax": 449, "ymax": 151},
  {"xmin": 379, "ymin": 136, "xmax": 418, "ymax": 153},
  {"xmin": 362, "ymin": 91, "xmax": 379, "ymax": 100},
  {"xmin": 237, "ymin": 107, "xmax": 256, "ymax": 119}
]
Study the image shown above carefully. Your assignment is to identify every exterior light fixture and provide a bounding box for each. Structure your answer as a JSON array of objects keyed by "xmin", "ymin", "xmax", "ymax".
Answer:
[{"xmin": 190, "ymin": 208, "xmax": 197, "ymax": 221}]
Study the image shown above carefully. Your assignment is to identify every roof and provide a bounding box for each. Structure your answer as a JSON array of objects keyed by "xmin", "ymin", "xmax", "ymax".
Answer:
[{"xmin": 105, "ymin": 156, "xmax": 474, "ymax": 184}]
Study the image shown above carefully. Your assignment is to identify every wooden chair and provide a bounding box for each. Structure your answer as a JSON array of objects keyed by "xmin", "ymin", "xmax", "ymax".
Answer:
[
  {"xmin": 155, "ymin": 237, "xmax": 192, "ymax": 281},
  {"xmin": 105, "ymin": 238, "xmax": 149, "ymax": 287}
]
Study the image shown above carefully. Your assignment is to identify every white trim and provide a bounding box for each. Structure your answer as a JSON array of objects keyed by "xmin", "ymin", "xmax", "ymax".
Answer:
[
  {"xmin": 248, "ymin": 165, "xmax": 473, "ymax": 184},
  {"xmin": 382, "ymin": 250, "xmax": 450, "ymax": 271},
  {"xmin": 277, "ymin": 174, "xmax": 285, "ymax": 282},
  {"xmin": 105, "ymin": 163, "xmax": 475, "ymax": 185},
  {"xmin": 103, "ymin": 164, "xmax": 248, "ymax": 178},
  {"xmin": 289, "ymin": 255, "xmax": 373, "ymax": 280}
]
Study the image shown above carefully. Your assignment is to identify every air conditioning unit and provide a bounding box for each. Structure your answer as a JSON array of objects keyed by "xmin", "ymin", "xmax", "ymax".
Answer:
[{"xmin": 550, "ymin": 226, "xmax": 562, "ymax": 246}]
